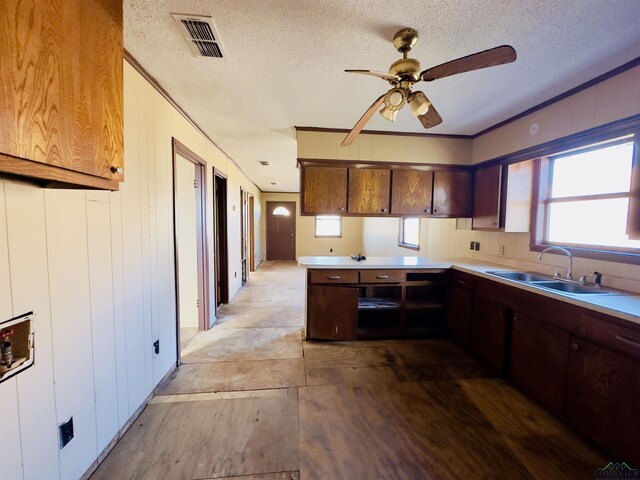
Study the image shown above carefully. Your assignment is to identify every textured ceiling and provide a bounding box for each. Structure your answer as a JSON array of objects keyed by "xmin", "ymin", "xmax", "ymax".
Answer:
[{"xmin": 124, "ymin": 0, "xmax": 640, "ymax": 192}]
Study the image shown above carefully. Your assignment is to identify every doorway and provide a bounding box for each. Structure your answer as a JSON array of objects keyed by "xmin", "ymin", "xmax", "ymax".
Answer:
[
  {"xmin": 249, "ymin": 194, "xmax": 255, "ymax": 271},
  {"xmin": 172, "ymin": 139, "xmax": 209, "ymax": 360},
  {"xmin": 214, "ymin": 171, "xmax": 229, "ymax": 308},
  {"xmin": 266, "ymin": 201, "xmax": 296, "ymax": 261}
]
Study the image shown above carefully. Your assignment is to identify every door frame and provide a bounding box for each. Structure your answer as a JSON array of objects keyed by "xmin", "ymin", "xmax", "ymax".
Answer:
[
  {"xmin": 240, "ymin": 187, "xmax": 248, "ymax": 284},
  {"xmin": 249, "ymin": 194, "xmax": 255, "ymax": 271},
  {"xmin": 172, "ymin": 138, "xmax": 210, "ymax": 362},
  {"xmin": 266, "ymin": 200, "xmax": 297, "ymax": 261},
  {"xmin": 213, "ymin": 168, "xmax": 229, "ymax": 308}
]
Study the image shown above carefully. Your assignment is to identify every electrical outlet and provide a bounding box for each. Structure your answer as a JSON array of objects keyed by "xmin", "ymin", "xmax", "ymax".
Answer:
[
  {"xmin": 474, "ymin": 242, "xmax": 480, "ymax": 251},
  {"xmin": 153, "ymin": 340, "xmax": 160, "ymax": 354},
  {"xmin": 234, "ymin": 272, "xmax": 237, "ymax": 278},
  {"xmin": 497, "ymin": 244, "xmax": 505, "ymax": 255},
  {"xmin": 330, "ymin": 248, "xmax": 333, "ymax": 253},
  {"xmin": 469, "ymin": 241, "xmax": 475, "ymax": 251},
  {"xmin": 59, "ymin": 417, "xmax": 74, "ymax": 448}
]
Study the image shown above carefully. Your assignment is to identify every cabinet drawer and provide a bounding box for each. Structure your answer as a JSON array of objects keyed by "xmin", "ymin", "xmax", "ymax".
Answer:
[
  {"xmin": 360, "ymin": 270, "xmax": 404, "ymax": 283},
  {"xmin": 451, "ymin": 271, "xmax": 475, "ymax": 291},
  {"xmin": 309, "ymin": 269, "xmax": 358, "ymax": 284},
  {"xmin": 577, "ymin": 312, "xmax": 640, "ymax": 362}
]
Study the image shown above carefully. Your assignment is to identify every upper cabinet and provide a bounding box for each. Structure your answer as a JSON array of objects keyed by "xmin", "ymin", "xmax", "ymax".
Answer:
[
  {"xmin": 348, "ymin": 168, "xmax": 390, "ymax": 214},
  {"xmin": 0, "ymin": 0, "xmax": 124, "ymax": 190},
  {"xmin": 433, "ymin": 170, "xmax": 473, "ymax": 217},
  {"xmin": 391, "ymin": 170, "xmax": 433, "ymax": 215},
  {"xmin": 472, "ymin": 164, "xmax": 502, "ymax": 229},
  {"xmin": 302, "ymin": 166, "xmax": 347, "ymax": 214}
]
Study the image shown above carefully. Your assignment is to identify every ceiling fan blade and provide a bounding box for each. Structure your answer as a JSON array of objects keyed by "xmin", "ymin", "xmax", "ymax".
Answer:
[
  {"xmin": 417, "ymin": 103, "xmax": 443, "ymax": 129},
  {"xmin": 341, "ymin": 94, "xmax": 386, "ymax": 147},
  {"xmin": 345, "ymin": 69, "xmax": 401, "ymax": 82},
  {"xmin": 420, "ymin": 45, "xmax": 516, "ymax": 82}
]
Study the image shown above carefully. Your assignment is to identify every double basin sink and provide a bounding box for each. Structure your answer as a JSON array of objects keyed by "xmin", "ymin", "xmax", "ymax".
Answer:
[{"xmin": 486, "ymin": 271, "xmax": 620, "ymax": 296}]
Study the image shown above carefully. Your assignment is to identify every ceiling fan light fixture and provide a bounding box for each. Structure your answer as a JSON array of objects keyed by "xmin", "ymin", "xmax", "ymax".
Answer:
[
  {"xmin": 379, "ymin": 106, "xmax": 397, "ymax": 122},
  {"xmin": 408, "ymin": 91, "xmax": 431, "ymax": 117}
]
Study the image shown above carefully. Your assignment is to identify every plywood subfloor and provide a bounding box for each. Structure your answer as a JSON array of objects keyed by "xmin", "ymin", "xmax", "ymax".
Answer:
[{"xmin": 92, "ymin": 261, "xmax": 606, "ymax": 480}]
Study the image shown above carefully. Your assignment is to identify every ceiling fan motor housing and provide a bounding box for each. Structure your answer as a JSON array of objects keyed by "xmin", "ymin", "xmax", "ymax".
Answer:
[{"xmin": 389, "ymin": 58, "xmax": 421, "ymax": 82}]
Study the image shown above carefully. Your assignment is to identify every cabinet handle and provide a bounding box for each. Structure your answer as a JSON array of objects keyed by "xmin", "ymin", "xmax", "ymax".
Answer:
[
  {"xmin": 381, "ymin": 208, "xmax": 388, "ymax": 212},
  {"xmin": 327, "ymin": 275, "xmax": 341, "ymax": 280},
  {"xmin": 615, "ymin": 334, "xmax": 640, "ymax": 349},
  {"xmin": 111, "ymin": 165, "xmax": 123, "ymax": 175},
  {"xmin": 335, "ymin": 326, "xmax": 338, "ymax": 333},
  {"xmin": 571, "ymin": 342, "xmax": 580, "ymax": 350},
  {"xmin": 424, "ymin": 209, "xmax": 429, "ymax": 213},
  {"xmin": 340, "ymin": 207, "xmax": 345, "ymax": 211},
  {"xmin": 376, "ymin": 275, "xmax": 389, "ymax": 279},
  {"xmin": 433, "ymin": 208, "xmax": 438, "ymax": 213}
]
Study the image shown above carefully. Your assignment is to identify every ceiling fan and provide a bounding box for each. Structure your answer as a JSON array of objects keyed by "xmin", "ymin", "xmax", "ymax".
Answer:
[{"xmin": 341, "ymin": 28, "xmax": 516, "ymax": 146}]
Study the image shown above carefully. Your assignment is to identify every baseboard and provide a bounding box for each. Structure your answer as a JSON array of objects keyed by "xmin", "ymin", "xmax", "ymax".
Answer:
[{"xmin": 79, "ymin": 364, "xmax": 177, "ymax": 480}]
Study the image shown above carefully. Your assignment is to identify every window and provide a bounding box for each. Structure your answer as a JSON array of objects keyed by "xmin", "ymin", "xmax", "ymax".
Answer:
[
  {"xmin": 272, "ymin": 206, "xmax": 290, "ymax": 216},
  {"xmin": 533, "ymin": 132, "xmax": 640, "ymax": 258},
  {"xmin": 315, "ymin": 215, "xmax": 341, "ymax": 237},
  {"xmin": 399, "ymin": 217, "xmax": 420, "ymax": 250}
]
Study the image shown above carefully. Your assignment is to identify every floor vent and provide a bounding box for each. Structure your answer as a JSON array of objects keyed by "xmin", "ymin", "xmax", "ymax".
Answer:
[{"xmin": 173, "ymin": 14, "xmax": 225, "ymax": 58}]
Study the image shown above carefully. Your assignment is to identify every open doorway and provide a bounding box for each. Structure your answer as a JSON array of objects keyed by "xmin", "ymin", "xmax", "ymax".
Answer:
[
  {"xmin": 266, "ymin": 201, "xmax": 296, "ymax": 261},
  {"xmin": 214, "ymin": 170, "xmax": 229, "ymax": 310},
  {"xmin": 172, "ymin": 139, "xmax": 209, "ymax": 361}
]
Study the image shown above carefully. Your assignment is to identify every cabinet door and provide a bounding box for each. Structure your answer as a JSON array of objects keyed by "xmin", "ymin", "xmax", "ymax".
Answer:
[
  {"xmin": 509, "ymin": 312, "xmax": 571, "ymax": 416},
  {"xmin": 348, "ymin": 168, "xmax": 390, "ymax": 214},
  {"xmin": 302, "ymin": 166, "xmax": 347, "ymax": 214},
  {"xmin": 472, "ymin": 164, "xmax": 502, "ymax": 229},
  {"xmin": 448, "ymin": 284, "xmax": 473, "ymax": 347},
  {"xmin": 566, "ymin": 337, "xmax": 640, "ymax": 464},
  {"xmin": 307, "ymin": 285, "xmax": 358, "ymax": 340},
  {"xmin": 0, "ymin": 0, "xmax": 123, "ymax": 187},
  {"xmin": 470, "ymin": 294, "xmax": 509, "ymax": 373},
  {"xmin": 390, "ymin": 170, "xmax": 433, "ymax": 215},
  {"xmin": 432, "ymin": 170, "xmax": 473, "ymax": 217}
]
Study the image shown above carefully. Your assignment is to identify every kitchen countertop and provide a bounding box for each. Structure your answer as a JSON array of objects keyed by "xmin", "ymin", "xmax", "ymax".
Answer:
[{"xmin": 298, "ymin": 256, "xmax": 640, "ymax": 327}]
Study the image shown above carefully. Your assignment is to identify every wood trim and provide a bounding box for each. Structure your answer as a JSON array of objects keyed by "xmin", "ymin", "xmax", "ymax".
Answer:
[
  {"xmin": 529, "ymin": 243, "xmax": 640, "ymax": 265},
  {"xmin": 474, "ymin": 56, "xmax": 640, "ymax": 138},
  {"xmin": 124, "ymin": 50, "xmax": 253, "ymax": 186},
  {"xmin": 297, "ymin": 158, "xmax": 472, "ymax": 171},
  {"xmin": 295, "ymin": 126, "xmax": 473, "ymax": 140},
  {"xmin": 0, "ymin": 152, "xmax": 119, "ymax": 190}
]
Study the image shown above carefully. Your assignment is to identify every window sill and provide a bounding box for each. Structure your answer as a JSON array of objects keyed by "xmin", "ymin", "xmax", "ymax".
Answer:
[
  {"xmin": 530, "ymin": 243, "xmax": 640, "ymax": 265},
  {"xmin": 399, "ymin": 243, "xmax": 419, "ymax": 251}
]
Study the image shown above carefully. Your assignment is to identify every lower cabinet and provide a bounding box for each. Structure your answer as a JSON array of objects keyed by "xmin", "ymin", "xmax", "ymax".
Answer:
[
  {"xmin": 470, "ymin": 293, "xmax": 510, "ymax": 373},
  {"xmin": 307, "ymin": 285, "xmax": 358, "ymax": 340},
  {"xmin": 448, "ymin": 272, "xmax": 474, "ymax": 347},
  {"xmin": 566, "ymin": 337, "xmax": 640, "ymax": 464},
  {"xmin": 509, "ymin": 312, "xmax": 571, "ymax": 416}
]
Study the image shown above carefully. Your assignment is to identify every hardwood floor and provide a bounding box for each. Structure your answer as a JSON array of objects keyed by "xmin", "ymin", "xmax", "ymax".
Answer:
[{"xmin": 91, "ymin": 262, "xmax": 606, "ymax": 480}]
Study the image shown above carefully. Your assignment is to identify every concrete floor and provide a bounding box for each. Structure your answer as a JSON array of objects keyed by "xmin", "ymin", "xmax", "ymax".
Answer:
[{"xmin": 91, "ymin": 261, "xmax": 605, "ymax": 480}]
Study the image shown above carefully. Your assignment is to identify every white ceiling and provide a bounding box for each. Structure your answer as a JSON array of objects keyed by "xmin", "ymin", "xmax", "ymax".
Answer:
[{"xmin": 124, "ymin": 0, "xmax": 640, "ymax": 192}]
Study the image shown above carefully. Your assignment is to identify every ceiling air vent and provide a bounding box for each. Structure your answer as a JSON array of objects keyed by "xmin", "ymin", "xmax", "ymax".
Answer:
[
  {"xmin": 173, "ymin": 14, "xmax": 225, "ymax": 58},
  {"xmin": 259, "ymin": 161, "xmax": 270, "ymax": 166}
]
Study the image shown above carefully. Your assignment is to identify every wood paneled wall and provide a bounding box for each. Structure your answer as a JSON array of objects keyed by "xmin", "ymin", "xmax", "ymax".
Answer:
[{"xmin": 0, "ymin": 61, "xmax": 261, "ymax": 479}]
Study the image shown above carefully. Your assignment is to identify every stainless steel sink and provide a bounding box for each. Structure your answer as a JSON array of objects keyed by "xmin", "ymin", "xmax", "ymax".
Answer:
[
  {"xmin": 486, "ymin": 271, "xmax": 552, "ymax": 282},
  {"xmin": 486, "ymin": 271, "xmax": 621, "ymax": 295},
  {"xmin": 534, "ymin": 281, "xmax": 616, "ymax": 295}
]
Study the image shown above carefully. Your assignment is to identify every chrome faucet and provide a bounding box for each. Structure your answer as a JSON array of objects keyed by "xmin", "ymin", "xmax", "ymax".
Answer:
[{"xmin": 538, "ymin": 246, "xmax": 573, "ymax": 281}]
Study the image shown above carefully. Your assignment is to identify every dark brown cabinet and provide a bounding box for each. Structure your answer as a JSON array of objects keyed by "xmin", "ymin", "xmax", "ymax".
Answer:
[
  {"xmin": 470, "ymin": 289, "xmax": 510, "ymax": 373},
  {"xmin": 302, "ymin": 166, "xmax": 347, "ymax": 214},
  {"xmin": 0, "ymin": 0, "xmax": 124, "ymax": 190},
  {"xmin": 348, "ymin": 168, "xmax": 390, "ymax": 214},
  {"xmin": 472, "ymin": 164, "xmax": 502, "ymax": 229},
  {"xmin": 566, "ymin": 337, "xmax": 640, "ymax": 464},
  {"xmin": 307, "ymin": 285, "xmax": 358, "ymax": 340},
  {"xmin": 433, "ymin": 170, "xmax": 473, "ymax": 217},
  {"xmin": 509, "ymin": 312, "xmax": 571, "ymax": 416},
  {"xmin": 447, "ymin": 272, "xmax": 475, "ymax": 347},
  {"xmin": 391, "ymin": 170, "xmax": 433, "ymax": 215}
]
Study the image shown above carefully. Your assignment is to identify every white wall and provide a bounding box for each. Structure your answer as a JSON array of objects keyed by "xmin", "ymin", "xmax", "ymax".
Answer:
[{"xmin": 0, "ymin": 60, "xmax": 261, "ymax": 480}]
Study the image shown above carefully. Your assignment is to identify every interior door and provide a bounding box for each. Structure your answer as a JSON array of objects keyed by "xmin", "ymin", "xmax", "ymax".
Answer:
[
  {"xmin": 214, "ymin": 172, "xmax": 229, "ymax": 306},
  {"xmin": 175, "ymin": 154, "xmax": 200, "ymax": 332},
  {"xmin": 241, "ymin": 188, "xmax": 247, "ymax": 284},
  {"xmin": 266, "ymin": 201, "xmax": 296, "ymax": 261}
]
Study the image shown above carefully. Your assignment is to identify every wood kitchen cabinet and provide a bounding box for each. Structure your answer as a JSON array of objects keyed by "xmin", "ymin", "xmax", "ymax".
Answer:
[
  {"xmin": 509, "ymin": 311, "xmax": 571, "ymax": 416},
  {"xmin": 447, "ymin": 271, "xmax": 475, "ymax": 347},
  {"xmin": 348, "ymin": 168, "xmax": 390, "ymax": 214},
  {"xmin": 0, "ymin": 0, "xmax": 124, "ymax": 190},
  {"xmin": 390, "ymin": 169, "xmax": 433, "ymax": 215},
  {"xmin": 470, "ymin": 287, "xmax": 510, "ymax": 373},
  {"xmin": 433, "ymin": 170, "xmax": 473, "ymax": 217},
  {"xmin": 307, "ymin": 285, "xmax": 358, "ymax": 340},
  {"xmin": 566, "ymin": 337, "xmax": 640, "ymax": 464},
  {"xmin": 302, "ymin": 166, "xmax": 347, "ymax": 214},
  {"xmin": 472, "ymin": 164, "xmax": 502, "ymax": 229}
]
